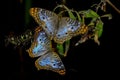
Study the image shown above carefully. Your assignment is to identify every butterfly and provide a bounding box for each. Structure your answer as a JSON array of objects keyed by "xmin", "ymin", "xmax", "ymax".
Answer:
[
  {"xmin": 27, "ymin": 27, "xmax": 66, "ymax": 75},
  {"xmin": 30, "ymin": 8, "xmax": 82, "ymax": 44}
]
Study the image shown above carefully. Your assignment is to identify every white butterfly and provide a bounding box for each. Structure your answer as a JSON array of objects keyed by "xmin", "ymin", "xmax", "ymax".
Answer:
[
  {"xmin": 30, "ymin": 8, "xmax": 82, "ymax": 44},
  {"xmin": 27, "ymin": 28, "xmax": 66, "ymax": 75}
]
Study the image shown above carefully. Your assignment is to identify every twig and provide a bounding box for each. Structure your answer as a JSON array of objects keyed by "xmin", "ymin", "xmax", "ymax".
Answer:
[{"xmin": 105, "ymin": 0, "xmax": 120, "ymax": 14}]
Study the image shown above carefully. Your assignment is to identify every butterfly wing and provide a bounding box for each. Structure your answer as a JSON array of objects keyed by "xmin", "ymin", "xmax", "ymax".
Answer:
[
  {"xmin": 54, "ymin": 17, "xmax": 81, "ymax": 44},
  {"xmin": 35, "ymin": 51, "xmax": 66, "ymax": 75},
  {"xmin": 30, "ymin": 8, "xmax": 59, "ymax": 39},
  {"xmin": 27, "ymin": 29, "xmax": 52, "ymax": 58}
]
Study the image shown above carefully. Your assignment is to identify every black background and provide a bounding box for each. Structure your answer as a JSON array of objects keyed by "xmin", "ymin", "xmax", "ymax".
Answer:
[{"xmin": 1, "ymin": 0, "xmax": 119, "ymax": 80}]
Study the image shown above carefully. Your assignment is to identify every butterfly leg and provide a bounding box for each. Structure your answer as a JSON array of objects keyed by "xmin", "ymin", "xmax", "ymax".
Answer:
[{"xmin": 34, "ymin": 26, "xmax": 43, "ymax": 33}]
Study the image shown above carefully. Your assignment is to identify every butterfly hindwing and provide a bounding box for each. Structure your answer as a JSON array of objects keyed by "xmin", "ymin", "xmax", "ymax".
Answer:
[
  {"xmin": 54, "ymin": 17, "xmax": 81, "ymax": 44},
  {"xmin": 35, "ymin": 51, "xmax": 66, "ymax": 75},
  {"xmin": 30, "ymin": 8, "xmax": 59, "ymax": 39},
  {"xmin": 27, "ymin": 29, "xmax": 52, "ymax": 58}
]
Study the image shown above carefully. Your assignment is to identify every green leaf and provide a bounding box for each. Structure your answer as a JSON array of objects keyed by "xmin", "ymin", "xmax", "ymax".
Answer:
[
  {"xmin": 79, "ymin": 9, "xmax": 99, "ymax": 18},
  {"xmin": 94, "ymin": 20, "xmax": 104, "ymax": 45},
  {"xmin": 95, "ymin": 20, "xmax": 104, "ymax": 38},
  {"xmin": 57, "ymin": 44, "xmax": 64, "ymax": 56},
  {"xmin": 68, "ymin": 11, "xmax": 76, "ymax": 20},
  {"xmin": 74, "ymin": 11, "xmax": 82, "ymax": 22}
]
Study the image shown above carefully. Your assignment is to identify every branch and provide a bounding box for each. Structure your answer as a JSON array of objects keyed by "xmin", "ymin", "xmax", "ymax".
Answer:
[{"xmin": 105, "ymin": 0, "xmax": 120, "ymax": 14}]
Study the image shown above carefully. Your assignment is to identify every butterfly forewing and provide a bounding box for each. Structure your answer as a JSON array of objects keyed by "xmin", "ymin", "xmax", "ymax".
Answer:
[
  {"xmin": 35, "ymin": 51, "xmax": 66, "ymax": 75},
  {"xmin": 30, "ymin": 8, "xmax": 59, "ymax": 40},
  {"xmin": 27, "ymin": 29, "xmax": 52, "ymax": 58},
  {"xmin": 54, "ymin": 17, "xmax": 81, "ymax": 44}
]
